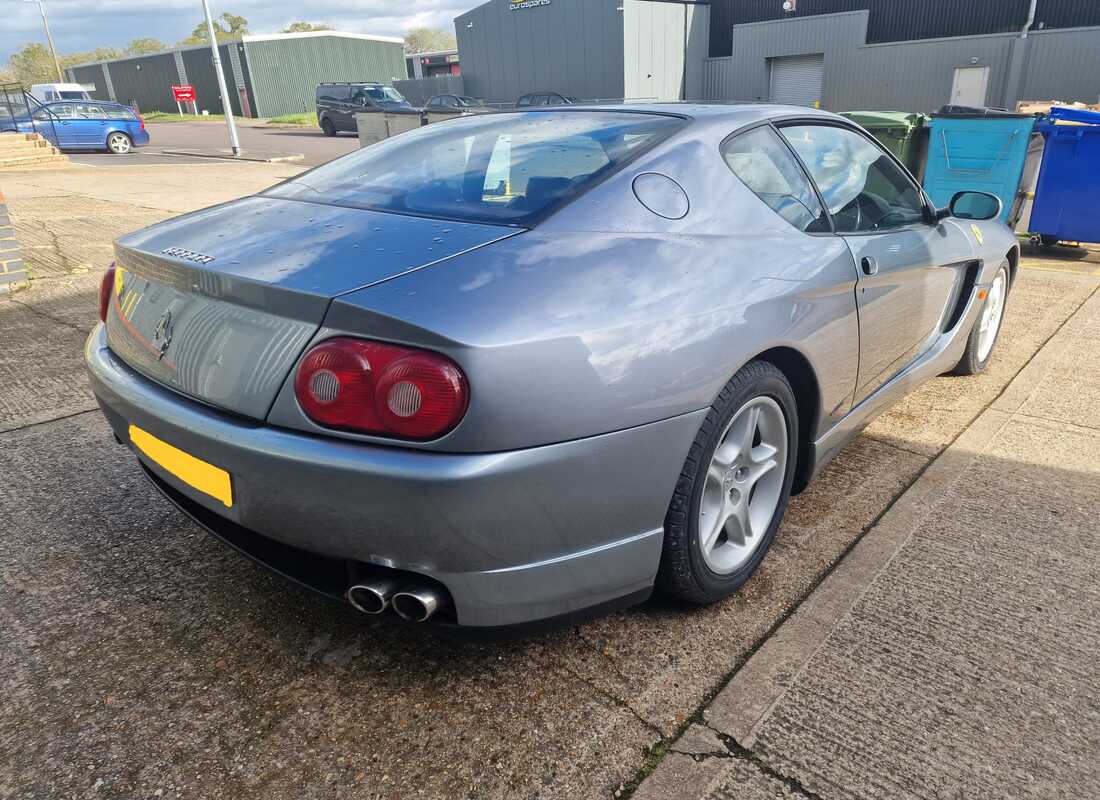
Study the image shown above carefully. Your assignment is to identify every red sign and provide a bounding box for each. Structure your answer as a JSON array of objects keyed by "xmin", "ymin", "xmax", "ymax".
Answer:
[{"xmin": 172, "ymin": 84, "xmax": 196, "ymax": 103}]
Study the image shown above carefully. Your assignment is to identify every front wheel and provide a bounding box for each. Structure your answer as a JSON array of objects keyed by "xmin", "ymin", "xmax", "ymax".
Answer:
[
  {"xmin": 951, "ymin": 260, "xmax": 1010, "ymax": 376},
  {"xmin": 320, "ymin": 118, "xmax": 336, "ymax": 137},
  {"xmin": 657, "ymin": 361, "xmax": 799, "ymax": 604},
  {"xmin": 106, "ymin": 132, "xmax": 132, "ymax": 155}
]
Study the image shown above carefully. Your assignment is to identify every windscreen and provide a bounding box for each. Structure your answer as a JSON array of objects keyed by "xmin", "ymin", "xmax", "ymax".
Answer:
[
  {"xmin": 364, "ymin": 86, "xmax": 406, "ymax": 104},
  {"xmin": 266, "ymin": 111, "xmax": 684, "ymax": 225},
  {"xmin": 59, "ymin": 91, "xmax": 88, "ymax": 100}
]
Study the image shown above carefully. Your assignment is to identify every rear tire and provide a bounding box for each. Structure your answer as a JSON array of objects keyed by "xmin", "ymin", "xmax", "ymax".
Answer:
[
  {"xmin": 106, "ymin": 132, "xmax": 131, "ymax": 155},
  {"xmin": 320, "ymin": 118, "xmax": 336, "ymax": 137},
  {"xmin": 657, "ymin": 361, "xmax": 798, "ymax": 604},
  {"xmin": 951, "ymin": 260, "xmax": 1010, "ymax": 376}
]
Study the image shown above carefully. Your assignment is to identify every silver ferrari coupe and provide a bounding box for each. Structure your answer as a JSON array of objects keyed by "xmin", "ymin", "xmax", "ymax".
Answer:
[{"xmin": 86, "ymin": 104, "xmax": 1016, "ymax": 634}]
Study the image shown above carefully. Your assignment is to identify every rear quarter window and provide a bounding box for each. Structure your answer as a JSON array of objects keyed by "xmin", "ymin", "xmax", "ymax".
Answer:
[{"xmin": 721, "ymin": 125, "xmax": 829, "ymax": 234}]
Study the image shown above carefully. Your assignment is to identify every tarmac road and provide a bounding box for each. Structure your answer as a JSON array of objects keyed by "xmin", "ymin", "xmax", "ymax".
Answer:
[{"xmin": 142, "ymin": 121, "xmax": 361, "ymax": 166}]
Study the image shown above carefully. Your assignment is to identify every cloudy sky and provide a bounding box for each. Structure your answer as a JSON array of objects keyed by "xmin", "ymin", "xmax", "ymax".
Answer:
[{"xmin": 1, "ymin": 0, "xmax": 474, "ymax": 63}]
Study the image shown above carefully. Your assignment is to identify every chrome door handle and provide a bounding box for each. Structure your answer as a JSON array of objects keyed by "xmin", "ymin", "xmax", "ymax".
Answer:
[{"xmin": 861, "ymin": 256, "xmax": 879, "ymax": 276}]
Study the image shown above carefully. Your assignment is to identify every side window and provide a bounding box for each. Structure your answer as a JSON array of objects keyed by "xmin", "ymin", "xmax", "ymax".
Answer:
[
  {"xmin": 72, "ymin": 104, "xmax": 103, "ymax": 119},
  {"xmin": 48, "ymin": 103, "xmax": 74, "ymax": 119},
  {"xmin": 780, "ymin": 124, "xmax": 925, "ymax": 233},
  {"xmin": 516, "ymin": 95, "xmax": 531, "ymax": 107},
  {"xmin": 721, "ymin": 125, "xmax": 828, "ymax": 233}
]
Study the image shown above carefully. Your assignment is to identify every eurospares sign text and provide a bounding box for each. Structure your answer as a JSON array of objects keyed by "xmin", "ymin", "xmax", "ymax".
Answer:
[{"xmin": 510, "ymin": 0, "xmax": 551, "ymax": 8}]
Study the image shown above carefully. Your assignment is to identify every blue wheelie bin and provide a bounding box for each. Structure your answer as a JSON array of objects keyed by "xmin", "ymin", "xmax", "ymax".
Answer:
[
  {"xmin": 922, "ymin": 107, "xmax": 1039, "ymax": 225},
  {"xmin": 1029, "ymin": 106, "xmax": 1100, "ymax": 245}
]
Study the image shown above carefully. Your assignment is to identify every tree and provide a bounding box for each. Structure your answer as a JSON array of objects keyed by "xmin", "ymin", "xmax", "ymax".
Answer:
[
  {"xmin": 403, "ymin": 27, "xmax": 456, "ymax": 54},
  {"xmin": 126, "ymin": 38, "xmax": 166, "ymax": 55},
  {"xmin": 179, "ymin": 13, "xmax": 249, "ymax": 45},
  {"xmin": 280, "ymin": 21, "xmax": 331, "ymax": 33},
  {"xmin": 63, "ymin": 47, "xmax": 122, "ymax": 67},
  {"xmin": 9, "ymin": 42, "xmax": 62, "ymax": 86}
]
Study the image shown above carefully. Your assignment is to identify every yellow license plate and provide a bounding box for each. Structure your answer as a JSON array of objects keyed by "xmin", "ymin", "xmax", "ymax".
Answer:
[{"xmin": 129, "ymin": 424, "xmax": 233, "ymax": 508}]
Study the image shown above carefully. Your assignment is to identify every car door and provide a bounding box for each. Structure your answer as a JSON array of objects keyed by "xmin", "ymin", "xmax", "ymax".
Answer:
[
  {"xmin": 779, "ymin": 122, "xmax": 975, "ymax": 404},
  {"xmin": 334, "ymin": 86, "xmax": 356, "ymax": 131},
  {"xmin": 71, "ymin": 103, "xmax": 108, "ymax": 146},
  {"xmin": 38, "ymin": 103, "xmax": 78, "ymax": 148}
]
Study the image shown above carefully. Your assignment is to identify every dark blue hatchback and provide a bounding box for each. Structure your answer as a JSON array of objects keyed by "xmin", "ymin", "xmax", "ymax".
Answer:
[{"xmin": 16, "ymin": 100, "xmax": 149, "ymax": 154}]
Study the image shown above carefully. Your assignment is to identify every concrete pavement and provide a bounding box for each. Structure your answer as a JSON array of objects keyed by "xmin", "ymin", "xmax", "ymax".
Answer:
[
  {"xmin": 634, "ymin": 274, "xmax": 1100, "ymax": 798},
  {"xmin": 0, "ymin": 160, "xmax": 1098, "ymax": 799}
]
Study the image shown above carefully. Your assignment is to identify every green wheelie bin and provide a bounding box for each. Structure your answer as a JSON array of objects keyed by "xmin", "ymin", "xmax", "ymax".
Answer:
[{"xmin": 840, "ymin": 111, "xmax": 930, "ymax": 180}]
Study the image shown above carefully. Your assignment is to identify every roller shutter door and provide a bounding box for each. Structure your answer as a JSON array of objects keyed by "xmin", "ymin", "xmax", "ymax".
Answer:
[{"xmin": 768, "ymin": 54, "xmax": 825, "ymax": 107}]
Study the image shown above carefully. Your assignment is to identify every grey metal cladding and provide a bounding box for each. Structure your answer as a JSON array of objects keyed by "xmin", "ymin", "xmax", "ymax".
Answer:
[
  {"xmin": 394, "ymin": 75, "xmax": 465, "ymax": 106},
  {"xmin": 243, "ymin": 36, "xmax": 406, "ymax": 118},
  {"xmin": 696, "ymin": 11, "xmax": 1100, "ymax": 111},
  {"xmin": 708, "ymin": 0, "xmax": 1100, "ymax": 54},
  {"xmin": 98, "ymin": 53, "xmax": 179, "ymax": 112},
  {"xmin": 455, "ymin": 0, "xmax": 625, "ymax": 104},
  {"xmin": 69, "ymin": 64, "xmax": 109, "ymax": 99},
  {"xmin": 1019, "ymin": 25, "xmax": 1100, "ymax": 105},
  {"xmin": 180, "ymin": 44, "xmax": 244, "ymax": 116}
]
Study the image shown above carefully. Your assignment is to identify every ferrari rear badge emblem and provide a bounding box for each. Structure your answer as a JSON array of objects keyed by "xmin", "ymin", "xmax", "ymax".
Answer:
[{"xmin": 153, "ymin": 309, "xmax": 173, "ymax": 360}]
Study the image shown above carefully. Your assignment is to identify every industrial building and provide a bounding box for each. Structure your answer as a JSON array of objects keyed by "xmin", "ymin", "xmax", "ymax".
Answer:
[
  {"xmin": 405, "ymin": 50, "xmax": 461, "ymax": 79},
  {"xmin": 65, "ymin": 31, "xmax": 406, "ymax": 118},
  {"xmin": 455, "ymin": 0, "xmax": 710, "ymax": 104},
  {"xmin": 452, "ymin": 0, "xmax": 1100, "ymax": 111}
]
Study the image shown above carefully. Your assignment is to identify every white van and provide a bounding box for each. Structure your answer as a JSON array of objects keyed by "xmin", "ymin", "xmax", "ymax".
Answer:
[{"xmin": 29, "ymin": 83, "xmax": 93, "ymax": 103}]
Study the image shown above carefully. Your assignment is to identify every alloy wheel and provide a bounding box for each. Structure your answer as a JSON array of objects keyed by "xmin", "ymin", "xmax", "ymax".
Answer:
[
  {"xmin": 698, "ymin": 395, "xmax": 788, "ymax": 575},
  {"xmin": 977, "ymin": 265, "xmax": 1008, "ymax": 362},
  {"xmin": 107, "ymin": 133, "xmax": 131, "ymax": 154}
]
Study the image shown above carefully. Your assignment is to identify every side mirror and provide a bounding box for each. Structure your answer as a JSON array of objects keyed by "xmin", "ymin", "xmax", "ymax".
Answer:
[{"xmin": 947, "ymin": 190, "xmax": 1002, "ymax": 221}]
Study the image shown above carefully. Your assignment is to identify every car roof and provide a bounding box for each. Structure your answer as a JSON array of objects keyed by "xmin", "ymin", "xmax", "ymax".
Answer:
[
  {"xmin": 44, "ymin": 99, "xmax": 120, "ymax": 106},
  {"xmin": 510, "ymin": 102, "xmax": 848, "ymax": 129}
]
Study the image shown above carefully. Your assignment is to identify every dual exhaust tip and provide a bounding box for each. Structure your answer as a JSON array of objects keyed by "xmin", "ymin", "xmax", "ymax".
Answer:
[{"xmin": 346, "ymin": 579, "xmax": 442, "ymax": 623}]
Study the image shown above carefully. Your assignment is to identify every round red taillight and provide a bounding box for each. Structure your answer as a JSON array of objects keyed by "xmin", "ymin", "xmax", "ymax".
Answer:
[
  {"xmin": 294, "ymin": 338, "xmax": 468, "ymax": 440},
  {"xmin": 98, "ymin": 264, "xmax": 116, "ymax": 323}
]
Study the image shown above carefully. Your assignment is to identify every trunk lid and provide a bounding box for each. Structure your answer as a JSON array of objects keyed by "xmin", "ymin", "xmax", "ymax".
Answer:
[{"xmin": 105, "ymin": 195, "xmax": 517, "ymax": 419}]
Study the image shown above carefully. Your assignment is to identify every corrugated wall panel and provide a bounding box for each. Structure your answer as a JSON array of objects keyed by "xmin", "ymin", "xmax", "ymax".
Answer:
[
  {"xmin": 243, "ymin": 36, "xmax": 405, "ymax": 118},
  {"xmin": 1034, "ymin": 0, "xmax": 1100, "ymax": 30},
  {"xmin": 830, "ymin": 35, "xmax": 1016, "ymax": 111},
  {"xmin": 180, "ymin": 44, "xmax": 244, "ymax": 117},
  {"xmin": 69, "ymin": 65, "xmax": 109, "ymax": 100},
  {"xmin": 393, "ymin": 76, "xmax": 465, "ymax": 106},
  {"xmin": 694, "ymin": 12, "xmax": 1022, "ymax": 112},
  {"xmin": 696, "ymin": 11, "xmax": 1098, "ymax": 111},
  {"xmin": 708, "ymin": 0, "xmax": 1100, "ymax": 52},
  {"xmin": 1019, "ymin": 25, "xmax": 1100, "ymax": 103},
  {"xmin": 455, "ymin": 0, "xmax": 624, "ymax": 104},
  {"xmin": 99, "ymin": 52, "xmax": 185, "ymax": 113}
]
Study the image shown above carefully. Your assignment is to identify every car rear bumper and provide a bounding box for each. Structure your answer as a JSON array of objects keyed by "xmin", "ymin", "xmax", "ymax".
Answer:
[
  {"xmin": 85, "ymin": 324, "xmax": 702, "ymax": 628},
  {"xmin": 131, "ymin": 129, "xmax": 150, "ymax": 147}
]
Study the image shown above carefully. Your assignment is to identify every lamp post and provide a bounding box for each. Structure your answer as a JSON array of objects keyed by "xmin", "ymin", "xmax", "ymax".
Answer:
[
  {"xmin": 199, "ymin": 0, "xmax": 241, "ymax": 156},
  {"xmin": 23, "ymin": 0, "xmax": 63, "ymax": 82}
]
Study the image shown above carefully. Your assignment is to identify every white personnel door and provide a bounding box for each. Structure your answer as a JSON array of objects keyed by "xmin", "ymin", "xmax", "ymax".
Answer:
[{"xmin": 950, "ymin": 66, "xmax": 990, "ymax": 106}]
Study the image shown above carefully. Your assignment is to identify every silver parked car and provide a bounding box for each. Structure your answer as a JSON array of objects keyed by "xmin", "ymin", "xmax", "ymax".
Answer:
[{"xmin": 85, "ymin": 105, "xmax": 1016, "ymax": 634}]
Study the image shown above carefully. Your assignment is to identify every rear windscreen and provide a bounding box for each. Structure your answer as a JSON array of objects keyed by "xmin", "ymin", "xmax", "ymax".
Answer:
[{"xmin": 265, "ymin": 111, "xmax": 685, "ymax": 225}]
